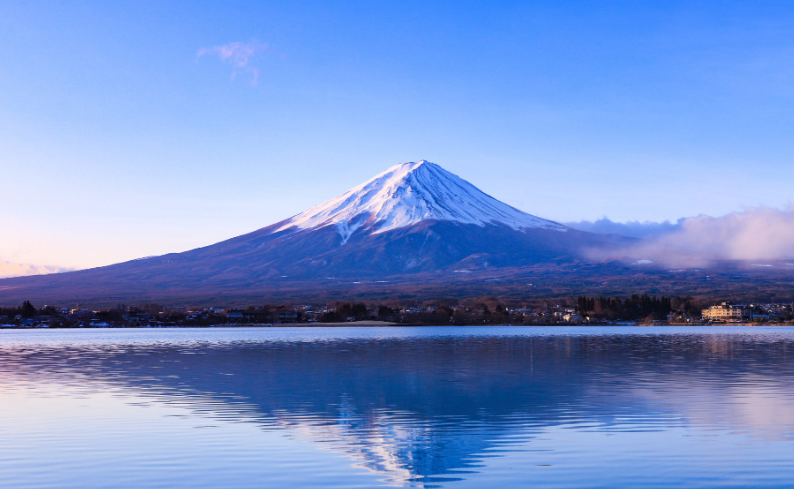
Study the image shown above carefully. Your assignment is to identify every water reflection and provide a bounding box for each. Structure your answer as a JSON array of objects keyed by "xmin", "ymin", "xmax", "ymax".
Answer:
[{"xmin": 2, "ymin": 327, "xmax": 794, "ymax": 488}]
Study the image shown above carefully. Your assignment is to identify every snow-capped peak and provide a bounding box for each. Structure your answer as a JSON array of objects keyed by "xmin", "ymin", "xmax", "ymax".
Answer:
[{"xmin": 276, "ymin": 160, "xmax": 566, "ymax": 242}]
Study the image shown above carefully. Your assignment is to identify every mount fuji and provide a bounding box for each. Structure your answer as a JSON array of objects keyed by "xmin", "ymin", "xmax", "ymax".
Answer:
[
  {"xmin": 276, "ymin": 160, "xmax": 566, "ymax": 242},
  {"xmin": 0, "ymin": 161, "xmax": 631, "ymax": 305}
]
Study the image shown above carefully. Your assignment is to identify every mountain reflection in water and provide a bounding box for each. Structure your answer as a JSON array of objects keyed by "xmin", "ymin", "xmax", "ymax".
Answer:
[{"xmin": 2, "ymin": 327, "xmax": 794, "ymax": 488}]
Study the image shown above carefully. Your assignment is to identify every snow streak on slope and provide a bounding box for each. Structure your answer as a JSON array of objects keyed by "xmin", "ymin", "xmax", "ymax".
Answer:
[{"xmin": 277, "ymin": 160, "xmax": 566, "ymax": 243}]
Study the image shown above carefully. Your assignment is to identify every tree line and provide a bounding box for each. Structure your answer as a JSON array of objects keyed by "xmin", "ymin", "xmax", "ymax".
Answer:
[{"xmin": 576, "ymin": 294, "xmax": 700, "ymax": 321}]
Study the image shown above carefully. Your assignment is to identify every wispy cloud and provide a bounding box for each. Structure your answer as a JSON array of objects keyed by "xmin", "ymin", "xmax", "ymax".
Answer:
[
  {"xmin": 566, "ymin": 218, "xmax": 681, "ymax": 239},
  {"xmin": 197, "ymin": 40, "xmax": 270, "ymax": 86},
  {"xmin": 0, "ymin": 260, "xmax": 71, "ymax": 279},
  {"xmin": 569, "ymin": 205, "xmax": 794, "ymax": 267}
]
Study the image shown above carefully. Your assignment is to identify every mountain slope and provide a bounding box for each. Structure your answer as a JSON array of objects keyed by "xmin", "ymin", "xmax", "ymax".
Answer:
[{"xmin": 0, "ymin": 161, "xmax": 630, "ymax": 305}]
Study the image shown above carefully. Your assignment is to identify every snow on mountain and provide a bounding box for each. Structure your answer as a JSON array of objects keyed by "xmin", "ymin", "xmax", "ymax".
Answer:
[{"xmin": 277, "ymin": 160, "xmax": 566, "ymax": 243}]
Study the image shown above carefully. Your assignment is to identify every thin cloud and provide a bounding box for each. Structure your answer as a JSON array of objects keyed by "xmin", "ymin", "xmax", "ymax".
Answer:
[
  {"xmin": 566, "ymin": 218, "xmax": 681, "ymax": 239},
  {"xmin": 571, "ymin": 205, "xmax": 794, "ymax": 267},
  {"xmin": 0, "ymin": 260, "xmax": 71, "ymax": 279},
  {"xmin": 197, "ymin": 40, "xmax": 270, "ymax": 86}
]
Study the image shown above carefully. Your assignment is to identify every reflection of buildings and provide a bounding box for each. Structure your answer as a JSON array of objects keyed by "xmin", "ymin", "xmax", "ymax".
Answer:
[{"xmin": 2, "ymin": 331, "xmax": 794, "ymax": 486}]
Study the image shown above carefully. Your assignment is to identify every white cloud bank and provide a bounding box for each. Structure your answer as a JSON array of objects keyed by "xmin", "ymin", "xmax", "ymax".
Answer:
[
  {"xmin": 568, "ymin": 205, "xmax": 794, "ymax": 267},
  {"xmin": 0, "ymin": 261, "xmax": 71, "ymax": 279}
]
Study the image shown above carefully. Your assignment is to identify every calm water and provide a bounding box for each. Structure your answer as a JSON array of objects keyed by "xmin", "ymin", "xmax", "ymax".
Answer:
[{"xmin": 2, "ymin": 327, "xmax": 794, "ymax": 489}]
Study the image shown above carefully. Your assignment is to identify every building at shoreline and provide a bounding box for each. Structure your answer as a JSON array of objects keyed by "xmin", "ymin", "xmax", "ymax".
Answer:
[{"xmin": 702, "ymin": 302, "xmax": 753, "ymax": 323}]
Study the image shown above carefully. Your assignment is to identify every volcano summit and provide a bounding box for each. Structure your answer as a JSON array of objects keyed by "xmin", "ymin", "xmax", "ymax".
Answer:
[
  {"xmin": 277, "ymin": 160, "xmax": 566, "ymax": 242},
  {"xmin": 0, "ymin": 161, "xmax": 628, "ymax": 305}
]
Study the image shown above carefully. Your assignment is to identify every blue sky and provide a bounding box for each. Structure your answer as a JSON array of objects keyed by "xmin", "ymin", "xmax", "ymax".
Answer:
[{"xmin": 2, "ymin": 1, "xmax": 794, "ymax": 269}]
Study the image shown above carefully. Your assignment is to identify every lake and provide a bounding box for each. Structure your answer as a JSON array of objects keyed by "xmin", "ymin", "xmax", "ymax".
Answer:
[{"xmin": 1, "ymin": 326, "xmax": 794, "ymax": 488}]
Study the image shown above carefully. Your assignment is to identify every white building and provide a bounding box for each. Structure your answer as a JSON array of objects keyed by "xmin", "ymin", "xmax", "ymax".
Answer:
[{"xmin": 702, "ymin": 302, "xmax": 753, "ymax": 323}]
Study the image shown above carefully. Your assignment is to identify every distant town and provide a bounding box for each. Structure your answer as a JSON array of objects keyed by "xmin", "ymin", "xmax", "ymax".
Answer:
[{"xmin": 1, "ymin": 296, "xmax": 793, "ymax": 328}]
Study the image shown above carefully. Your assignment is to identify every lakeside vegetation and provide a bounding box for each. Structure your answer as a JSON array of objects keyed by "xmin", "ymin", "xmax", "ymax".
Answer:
[{"xmin": 2, "ymin": 295, "xmax": 792, "ymax": 328}]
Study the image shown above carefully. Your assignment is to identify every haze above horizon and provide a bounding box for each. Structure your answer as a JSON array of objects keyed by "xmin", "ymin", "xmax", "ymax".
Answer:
[{"xmin": 2, "ymin": 1, "xmax": 794, "ymax": 271}]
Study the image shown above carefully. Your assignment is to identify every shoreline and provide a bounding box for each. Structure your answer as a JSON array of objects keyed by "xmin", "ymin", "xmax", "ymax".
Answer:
[{"xmin": 3, "ymin": 322, "xmax": 794, "ymax": 330}]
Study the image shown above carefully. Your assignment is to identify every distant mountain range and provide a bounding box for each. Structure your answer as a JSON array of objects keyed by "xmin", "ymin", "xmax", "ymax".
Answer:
[{"xmin": 1, "ymin": 161, "xmax": 792, "ymax": 306}]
